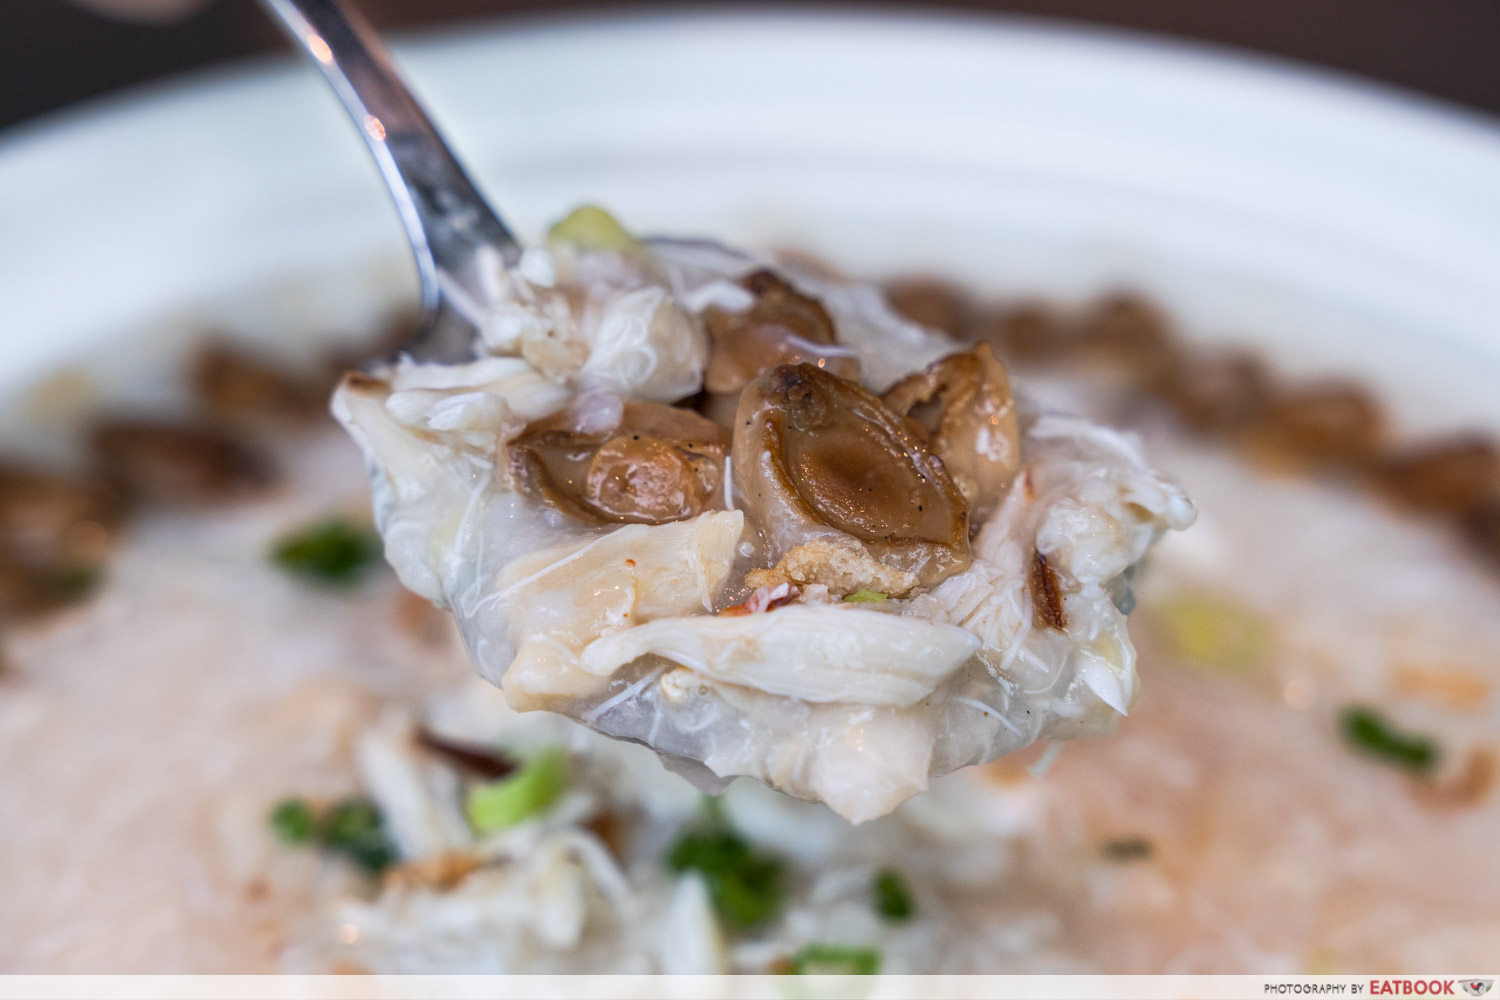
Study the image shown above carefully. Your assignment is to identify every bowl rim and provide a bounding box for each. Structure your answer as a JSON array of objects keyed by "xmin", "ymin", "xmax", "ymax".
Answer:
[
  {"xmin": 2, "ymin": 6, "xmax": 1497, "ymax": 415},
  {"xmin": 6, "ymin": 6, "xmax": 1500, "ymax": 153}
]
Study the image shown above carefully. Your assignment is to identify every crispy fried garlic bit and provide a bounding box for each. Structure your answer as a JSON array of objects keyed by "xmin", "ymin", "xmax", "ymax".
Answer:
[
  {"xmin": 701, "ymin": 270, "xmax": 860, "ymax": 394},
  {"xmin": 733, "ymin": 362, "xmax": 971, "ymax": 597},
  {"xmin": 509, "ymin": 397, "xmax": 727, "ymax": 525},
  {"xmin": 883, "ymin": 343, "xmax": 1021, "ymax": 520}
]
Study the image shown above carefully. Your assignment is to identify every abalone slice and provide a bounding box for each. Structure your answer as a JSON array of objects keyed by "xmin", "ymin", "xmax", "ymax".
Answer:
[
  {"xmin": 883, "ymin": 343, "xmax": 1020, "ymax": 519},
  {"xmin": 732, "ymin": 363, "xmax": 970, "ymax": 596},
  {"xmin": 701, "ymin": 270, "xmax": 860, "ymax": 394},
  {"xmin": 509, "ymin": 398, "xmax": 727, "ymax": 525}
]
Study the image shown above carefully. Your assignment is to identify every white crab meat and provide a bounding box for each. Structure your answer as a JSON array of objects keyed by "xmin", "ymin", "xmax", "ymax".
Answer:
[
  {"xmin": 496, "ymin": 511, "xmax": 745, "ymax": 709},
  {"xmin": 577, "ymin": 604, "xmax": 979, "ymax": 707},
  {"xmin": 334, "ymin": 213, "xmax": 1195, "ymax": 823}
]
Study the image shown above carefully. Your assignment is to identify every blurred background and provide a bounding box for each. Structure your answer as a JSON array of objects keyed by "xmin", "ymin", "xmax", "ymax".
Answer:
[
  {"xmin": 4, "ymin": 0, "xmax": 1500, "ymax": 134},
  {"xmin": 3, "ymin": 0, "xmax": 1500, "ymax": 979}
]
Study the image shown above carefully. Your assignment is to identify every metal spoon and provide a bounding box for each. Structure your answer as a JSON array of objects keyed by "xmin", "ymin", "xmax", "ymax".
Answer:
[{"xmin": 258, "ymin": 0, "xmax": 519, "ymax": 357}]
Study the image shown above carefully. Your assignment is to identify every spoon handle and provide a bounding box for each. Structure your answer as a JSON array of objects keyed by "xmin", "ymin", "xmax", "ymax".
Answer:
[{"xmin": 258, "ymin": 0, "xmax": 520, "ymax": 321}]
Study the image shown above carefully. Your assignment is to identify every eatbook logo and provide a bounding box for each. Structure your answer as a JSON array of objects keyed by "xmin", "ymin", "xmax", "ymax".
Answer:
[{"xmin": 1462, "ymin": 982, "xmax": 1494, "ymax": 997}]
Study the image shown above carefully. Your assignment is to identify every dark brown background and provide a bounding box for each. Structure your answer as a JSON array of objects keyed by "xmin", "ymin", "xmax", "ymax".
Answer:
[{"xmin": 3, "ymin": 0, "xmax": 1499, "ymax": 134}]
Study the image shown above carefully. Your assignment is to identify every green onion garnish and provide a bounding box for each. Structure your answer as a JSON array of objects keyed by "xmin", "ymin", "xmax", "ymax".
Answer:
[
  {"xmin": 788, "ymin": 943, "xmax": 883, "ymax": 975},
  {"xmin": 872, "ymin": 869, "xmax": 913, "ymax": 920},
  {"xmin": 547, "ymin": 205, "xmax": 639, "ymax": 252},
  {"xmin": 321, "ymin": 797, "xmax": 396, "ymax": 873},
  {"xmin": 270, "ymin": 518, "xmax": 382, "ymax": 587},
  {"xmin": 1154, "ymin": 593, "xmax": 1268, "ymax": 673},
  {"xmin": 667, "ymin": 824, "xmax": 785, "ymax": 931},
  {"xmin": 268, "ymin": 795, "xmax": 395, "ymax": 873},
  {"xmin": 268, "ymin": 798, "xmax": 316, "ymax": 844},
  {"xmin": 466, "ymin": 746, "xmax": 568, "ymax": 834},
  {"xmin": 1339, "ymin": 705, "xmax": 1440, "ymax": 773},
  {"xmin": 844, "ymin": 590, "xmax": 888, "ymax": 603}
]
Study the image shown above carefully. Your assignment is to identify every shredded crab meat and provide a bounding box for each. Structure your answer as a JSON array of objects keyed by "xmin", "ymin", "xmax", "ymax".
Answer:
[
  {"xmin": 333, "ymin": 218, "xmax": 1194, "ymax": 821},
  {"xmin": 577, "ymin": 604, "xmax": 979, "ymax": 707}
]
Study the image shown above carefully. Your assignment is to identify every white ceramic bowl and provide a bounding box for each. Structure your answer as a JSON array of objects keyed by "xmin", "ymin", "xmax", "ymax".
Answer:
[{"xmin": 2, "ymin": 9, "xmax": 1498, "ymax": 434}]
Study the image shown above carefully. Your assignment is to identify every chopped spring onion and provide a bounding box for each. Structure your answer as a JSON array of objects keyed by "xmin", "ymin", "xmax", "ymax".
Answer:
[
  {"xmin": 547, "ymin": 205, "xmax": 639, "ymax": 252},
  {"xmin": 466, "ymin": 746, "xmax": 568, "ymax": 834},
  {"xmin": 269, "ymin": 798, "xmax": 316, "ymax": 844},
  {"xmin": 788, "ymin": 944, "xmax": 883, "ymax": 975},
  {"xmin": 844, "ymin": 589, "xmax": 888, "ymax": 603},
  {"xmin": 271, "ymin": 518, "xmax": 382, "ymax": 587},
  {"xmin": 667, "ymin": 824, "xmax": 784, "ymax": 931},
  {"xmin": 322, "ymin": 797, "xmax": 396, "ymax": 874},
  {"xmin": 268, "ymin": 795, "xmax": 395, "ymax": 873},
  {"xmin": 872, "ymin": 869, "xmax": 914, "ymax": 920},
  {"xmin": 1155, "ymin": 593, "xmax": 1269, "ymax": 672},
  {"xmin": 1339, "ymin": 705, "xmax": 1440, "ymax": 773}
]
